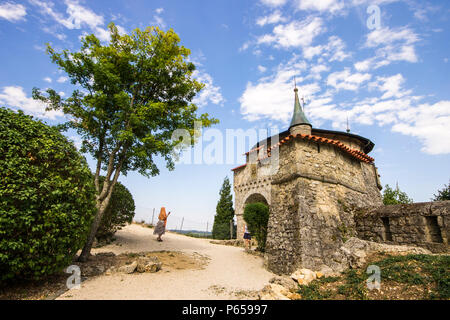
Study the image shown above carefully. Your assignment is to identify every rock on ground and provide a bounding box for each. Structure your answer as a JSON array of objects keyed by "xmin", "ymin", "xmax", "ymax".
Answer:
[{"xmin": 336, "ymin": 237, "xmax": 431, "ymax": 269}]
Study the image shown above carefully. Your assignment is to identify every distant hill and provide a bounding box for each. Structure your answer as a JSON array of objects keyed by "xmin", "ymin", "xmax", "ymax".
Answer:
[{"xmin": 169, "ymin": 229, "xmax": 212, "ymax": 235}]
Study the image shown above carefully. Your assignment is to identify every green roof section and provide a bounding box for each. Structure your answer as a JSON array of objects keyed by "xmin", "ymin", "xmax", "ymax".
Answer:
[{"xmin": 289, "ymin": 87, "xmax": 311, "ymax": 129}]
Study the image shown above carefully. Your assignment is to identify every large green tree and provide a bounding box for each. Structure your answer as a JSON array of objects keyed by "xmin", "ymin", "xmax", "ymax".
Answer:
[
  {"xmin": 382, "ymin": 184, "xmax": 413, "ymax": 205},
  {"xmin": 432, "ymin": 180, "xmax": 450, "ymax": 201},
  {"xmin": 33, "ymin": 23, "xmax": 218, "ymax": 261},
  {"xmin": 212, "ymin": 177, "xmax": 235, "ymax": 239}
]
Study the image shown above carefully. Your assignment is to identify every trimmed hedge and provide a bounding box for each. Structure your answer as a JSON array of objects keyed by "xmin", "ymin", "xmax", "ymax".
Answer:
[
  {"xmin": 243, "ymin": 202, "xmax": 269, "ymax": 251},
  {"xmin": 0, "ymin": 107, "xmax": 97, "ymax": 282}
]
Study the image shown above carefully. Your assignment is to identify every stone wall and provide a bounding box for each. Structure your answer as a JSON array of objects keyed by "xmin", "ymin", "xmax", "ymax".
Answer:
[
  {"xmin": 265, "ymin": 137, "xmax": 383, "ymax": 274},
  {"xmin": 355, "ymin": 201, "xmax": 450, "ymax": 253}
]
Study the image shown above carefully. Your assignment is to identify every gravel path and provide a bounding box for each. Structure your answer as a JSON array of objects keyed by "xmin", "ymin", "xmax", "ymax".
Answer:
[{"xmin": 57, "ymin": 224, "xmax": 274, "ymax": 300}]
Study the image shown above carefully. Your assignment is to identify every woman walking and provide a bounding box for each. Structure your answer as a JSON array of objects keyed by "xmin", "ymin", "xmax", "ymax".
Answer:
[
  {"xmin": 153, "ymin": 207, "xmax": 171, "ymax": 242},
  {"xmin": 243, "ymin": 223, "xmax": 251, "ymax": 251}
]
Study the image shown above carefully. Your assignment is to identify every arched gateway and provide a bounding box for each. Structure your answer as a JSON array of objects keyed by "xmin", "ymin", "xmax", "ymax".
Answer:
[{"xmin": 231, "ymin": 86, "xmax": 383, "ymax": 275}]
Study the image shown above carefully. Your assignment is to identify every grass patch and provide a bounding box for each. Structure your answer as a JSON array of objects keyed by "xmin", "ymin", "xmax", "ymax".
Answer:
[{"xmin": 296, "ymin": 253, "xmax": 450, "ymax": 300}]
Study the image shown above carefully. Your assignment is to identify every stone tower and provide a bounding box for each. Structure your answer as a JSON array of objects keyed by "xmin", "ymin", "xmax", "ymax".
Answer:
[{"xmin": 232, "ymin": 86, "xmax": 383, "ymax": 274}]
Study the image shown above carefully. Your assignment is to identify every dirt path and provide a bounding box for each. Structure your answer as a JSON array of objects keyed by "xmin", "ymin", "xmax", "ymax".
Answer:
[{"xmin": 57, "ymin": 224, "xmax": 274, "ymax": 300}]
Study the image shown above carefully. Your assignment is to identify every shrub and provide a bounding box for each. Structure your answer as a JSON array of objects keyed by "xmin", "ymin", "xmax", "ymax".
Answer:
[
  {"xmin": 0, "ymin": 108, "xmax": 97, "ymax": 282},
  {"xmin": 243, "ymin": 202, "xmax": 269, "ymax": 251},
  {"xmin": 212, "ymin": 222, "xmax": 230, "ymax": 240},
  {"xmin": 95, "ymin": 176, "xmax": 135, "ymax": 241},
  {"xmin": 383, "ymin": 184, "xmax": 413, "ymax": 205},
  {"xmin": 432, "ymin": 180, "xmax": 450, "ymax": 201}
]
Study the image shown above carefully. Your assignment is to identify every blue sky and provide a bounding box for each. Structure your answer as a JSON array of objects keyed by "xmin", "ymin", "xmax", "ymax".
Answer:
[{"xmin": 0, "ymin": 0, "xmax": 449, "ymax": 231}]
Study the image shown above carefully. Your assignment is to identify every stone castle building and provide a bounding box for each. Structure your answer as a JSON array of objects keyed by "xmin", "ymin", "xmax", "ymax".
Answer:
[
  {"xmin": 232, "ymin": 87, "xmax": 449, "ymax": 275},
  {"xmin": 232, "ymin": 86, "xmax": 385, "ymax": 274}
]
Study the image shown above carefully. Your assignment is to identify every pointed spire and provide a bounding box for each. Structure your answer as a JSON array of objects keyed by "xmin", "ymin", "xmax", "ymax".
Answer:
[
  {"xmin": 289, "ymin": 82, "xmax": 311, "ymax": 130},
  {"xmin": 346, "ymin": 116, "xmax": 350, "ymax": 133}
]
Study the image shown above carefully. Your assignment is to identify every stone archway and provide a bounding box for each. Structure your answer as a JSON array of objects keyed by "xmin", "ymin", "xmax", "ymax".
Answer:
[
  {"xmin": 244, "ymin": 193, "xmax": 269, "ymax": 206},
  {"xmin": 236, "ymin": 192, "xmax": 270, "ymax": 239}
]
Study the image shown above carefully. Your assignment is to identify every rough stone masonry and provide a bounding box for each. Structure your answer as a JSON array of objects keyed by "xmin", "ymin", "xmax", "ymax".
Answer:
[{"xmin": 232, "ymin": 86, "xmax": 448, "ymax": 275}]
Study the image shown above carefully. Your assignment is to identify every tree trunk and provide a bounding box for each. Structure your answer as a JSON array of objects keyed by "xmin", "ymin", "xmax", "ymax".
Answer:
[
  {"xmin": 79, "ymin": 146, "xmax": 126, "ymax": 262},
  {"xmin": 78, "ymin": 199, "xmax": 108, "ymax": 262}
]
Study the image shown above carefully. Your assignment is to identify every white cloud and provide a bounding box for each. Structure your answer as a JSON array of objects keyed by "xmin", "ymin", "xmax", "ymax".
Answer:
[
  {"xmin": 152, "ymin": 7, "xmax": 166, "ymax": 29},
  {"xmin": 356, "ymin": 26, "xmax": 420, "ymax": 71},
  {"xmin": 192, "ymin": 70, "xmax": 224, "ymax": 107},
  {"xmin": 0, "ymin": 86, "xmax": 63, "ymax": 119},
  {"xmin": 43, "ymin": 77, "xmax": 52, "ymax": 83},
  {"xmin": 256, "ymin": 10, "xmax": 287, "ymax": 26},
  {"xmin": 303, "ymin": 35, "xmax": 350, "ymax": 61},
  {"xmin": 257, "ymin": 17, "xmax": 325, "ymax": 49},
  {"xmin": 308, "ymin": 64, "xmax": 330, "ymax": 80},
  {"xmin": 354, "ymin": 58, "xmax": 373, "ymax": 72},
  {"xmin": 0, "ymin": 2, "xmax": 26, "ymax": 22},
  {"xmin": 295, "ymin": 0, "xmax": 344, "ymax": 14},
  {"xmin": 30, "ymin": 0, "xmax": 111, "ymax": 41},
  {"xmin": 366, "ymin": 26, "xmax": 419, "ymax": 48},
  {"xmin": 369, "ymin": 74, "xmax": 411, "ymax": 100},
  {"xmin": 327, "ymin": 68, "xmax": 371, "ymax": 91},
  {"xmin": 238, "ymin": 51, "xmax": 450, "ymax": 155},
  {"xmin": 260, "ymin": 0, "xmax": 287, "ymax": 7},
  {"xmin": 57, "ymin": 76, "xmax": 68, "ymax": 83},
  {"xmin": 257, "ymin": 65, "xmax": 267, "ymax": 73},
  {"xmin": 392, "ymin": 101, "xmax": 450, "ymax": 154},
  {"xmin": 115, "ymin": 24, "xmax": 126, "ymax": 35},
  {"xmin": 239, "ymin": 58, "xmax": 319, "ymax": 123}
]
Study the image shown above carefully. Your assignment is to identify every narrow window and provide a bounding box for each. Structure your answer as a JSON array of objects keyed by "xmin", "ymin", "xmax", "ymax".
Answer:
[
  {"xmin": 317, "ymin": 143, "xmax": 320, "ymax": 153},
  {"xmin": 425, "ymin": 216, "xmax": 443, "ymax": 243},
  {"xmin": 381, "ymin": 217, "xmax": 393, "ymax": 241}
]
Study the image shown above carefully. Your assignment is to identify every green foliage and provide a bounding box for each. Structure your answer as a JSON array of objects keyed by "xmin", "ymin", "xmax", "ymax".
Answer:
[
  {"xmin": 0, "ymin": 108, "xmax": 96, "ymax": 282},
  {"xmin": 32, "ymin": 23, "xmax": 218, "ymax": 259},
  {"xmin": 382, "ymin": 184, "xmax": 413, "ymax": 205},
  {"xmin": 432, "ymin": 180, "xmax": 450, "ymax": 201},
  {"xmin": 296, "ymin": 254, "xmax": 449, "ymax": 300},
  {"xmin": 243, "ymin": 202, "xmax": 269, "ymax": 251},
  {"xmin": 375, "ymin": 254, "xmax": 450, "ymax": 299},
  {"xmin": 212, "ymin": 177, "xmax": 235, "ymax": 240},
  {"xmin": 95, "ymin": 176, "xmax": 135, "ymax": 241}
]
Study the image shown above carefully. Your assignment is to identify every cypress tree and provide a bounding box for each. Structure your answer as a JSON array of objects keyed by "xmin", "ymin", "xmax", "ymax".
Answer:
[{"xmin": 212, "ymin": 177, "xmax": 235, "ymax": 239}]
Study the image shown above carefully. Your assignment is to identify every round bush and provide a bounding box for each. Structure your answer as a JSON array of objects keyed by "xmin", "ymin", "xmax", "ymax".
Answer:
[
  {"xmin": 95, "ymin": 176, "xmax": 135, "ymax": 241},
  {"xmin": 243, "ymin": 202, "xmax": 270, "ymax": 251},
  {"xmin": 0, "ymin": 107, "xmax": 97, "ymax": 282}
]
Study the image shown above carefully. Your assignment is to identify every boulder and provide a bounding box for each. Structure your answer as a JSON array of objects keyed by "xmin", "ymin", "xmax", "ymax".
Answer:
[
  {"xmin": 269, "ymin": 275, "xmax": 298, "ymax": 292},
  {"xmin": 290, "ymin": 268, "xmax": 316, "ymax": 285},
  {"xmin": 286, "ymin": 292, "xmax": 302, "ymax": 300},
  {"xmin": 144, "ymin": 261, "xmax": 162, "ymax": 273},
  {"xmin": 338, "ymin": 237, "xmax": 432, "ymax": 269},
  {"xmin": 136, "ymin": 256, "xmax": 162, "ymax": 273},
  {"xmin": 118, "ymin": 261, "xmax": 137, "ymax": 274},
  {"xmin": 259, "ymin": 284, "xmax": 290, "ymax": 300}
]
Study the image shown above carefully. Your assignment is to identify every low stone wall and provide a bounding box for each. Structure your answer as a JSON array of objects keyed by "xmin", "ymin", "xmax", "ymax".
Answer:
[{"xmin": 355, "ymin": 201, "xmax": 449, "ymax": 253}]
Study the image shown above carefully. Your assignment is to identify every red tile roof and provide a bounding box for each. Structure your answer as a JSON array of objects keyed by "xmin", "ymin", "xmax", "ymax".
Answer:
[
  {"xmin": 231, "ymin": 163, "xmax": 247, "ymax": 171},
  {"xmin": 233, "ymin": 133, "xmax": 374, "ymax": 171}
]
